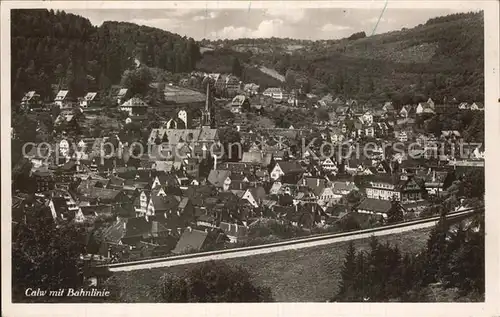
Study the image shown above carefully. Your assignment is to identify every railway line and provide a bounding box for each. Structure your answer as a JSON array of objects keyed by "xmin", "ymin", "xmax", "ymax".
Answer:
[{"xmin": 102, "ymin": 207, "xmax": 482, "ymax": 272}]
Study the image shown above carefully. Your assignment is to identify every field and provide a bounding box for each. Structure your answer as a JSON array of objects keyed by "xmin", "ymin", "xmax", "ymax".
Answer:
[
  {"xmin": 259, "ymin": 66, "xmax": 285, "ymax": 82},
  {"xmin": 164, "ymin": 85, "xmax": 206, "ymax": 104},
  {"xmin": 107, "ymin": 228, "xmax": 432, "ymax": 302},
  {"xmin": 199, "ymin": 46, "xmax": 214, "ymax": 54}
]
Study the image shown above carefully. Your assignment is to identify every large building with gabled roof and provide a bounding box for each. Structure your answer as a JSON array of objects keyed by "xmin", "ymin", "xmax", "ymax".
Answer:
[{"xmin": 148, "ymin": 84, "xmax": 219, "ymax": 155}]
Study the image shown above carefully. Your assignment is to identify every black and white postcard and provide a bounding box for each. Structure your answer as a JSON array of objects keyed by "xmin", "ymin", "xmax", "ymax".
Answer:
[{"xmin": 1, "ymin": 1, "xmax": 499, "ymax": 316}]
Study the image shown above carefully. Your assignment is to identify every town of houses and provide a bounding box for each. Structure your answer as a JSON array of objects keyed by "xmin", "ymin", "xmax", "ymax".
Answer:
[{"xmin": 13, "ymin": 69, "xmax": 485, "ymax": 264}]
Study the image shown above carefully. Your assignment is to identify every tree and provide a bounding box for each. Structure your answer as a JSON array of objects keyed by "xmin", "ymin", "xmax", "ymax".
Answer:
[
  {"xmin": 441, "ymin": 222, "xmax": 466, "ymax": 287},
  {"xmin": 285, "ymin": 70, "xmax": 296, "ymax": 89},
  {"xmin": 315, "ymin": 108, "xmax": 329, "ymax": 122},
  {"xmin": 339, "ymin": 214, "xmax": 361, "ymax": 231},
  {"xmin": 12, "ymin": 205, "xmax": 86, "ymax": 301},
  {"xmin": 334, "ymin": 213, "xmax": 485, "ymax": 302},
  {"xmin": 25, "ymin": 60, "xmax": 36, "ymax": 87},
  {"xmin": 335, "ymin": 70, "xmax": 345, "ymax": 94},
  {"xmin": 64, "ymin": 59, "xmax": 75, "ymax": 89},
  {"xmin": 198, "ymin": 155, "xmax": 214, "ymax": 179},
  {"xmin": 155, "ymin": 261, "xmax": 273, "ymax": 302},
  {"xmin": 449, "ymin": 216, "xmax": 484, "ymax": 294},
  {"xmin": 13, "ymin": 68, "xmax": 26, "ymax": 100},
  {"xmin": 161, "ymin": 132, "xmax": 169, "ymax": 143},
  {"xmin": 154, "ymin": 135, "xmax": 162, "ymax": 145},
  {"xmin": 386, "ymin": 196, "xmax": 403, "ymax": 223},
  {"xmin": 279, "ymin": 194, "xmax": 294, "ymax": 206},
  {"xmin": 399, "ymin": 253, "xmax": 417, "ymax": 298},
  {"xmin": 121, "ymin": 67, "xmax": 153, "ymax": 97},
  {"xmin": 156, "ymin": 81, "xmax": 166, "ymax": 100},
  {"xmin": 423, "ymin": 216, "xmax": 449, "ymax": 283},
  {"xmin": 335, "ymin": 241, "xmax": 358, "ymax": 301},
  {"xmin": 218, "ymin": 127, "xmax": 241, "ymax": 161},
  {"xmin": 98, "ymin": 71, "xmax": 112, "ymax": 91},
  {"xmin": 345, "ymin": 190, "xmax": 362, "ymax": 205},
  {"xmin": 231, "ymin": 57, "xmax": 243, "ymax": 77},
  {"xmin": 461, "ymin": 169, "xmax": 484, "ymax": 199}
]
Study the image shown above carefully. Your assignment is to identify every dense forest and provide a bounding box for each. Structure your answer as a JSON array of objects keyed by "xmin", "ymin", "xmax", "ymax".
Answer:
[
  {"xmin": 11, "ymin": 9, "xmax": 201, "ymax": 100},
  {"xmin": 272, "ymin": 11, "xmax": 483, "ymax": 104},
  {"xmin": 335, "ymin": 214, "xmax": 484, "ymax": 302},
  {"xmin": 420, "ymin": 110, "xmax": 485, "ymax": 143},
  {"xmin": 199, "ymin": 11, "xmax": 484, "ymax": 105}
]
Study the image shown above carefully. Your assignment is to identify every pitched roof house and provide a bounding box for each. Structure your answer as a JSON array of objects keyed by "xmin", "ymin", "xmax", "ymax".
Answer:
[
  {"xmin": 458, "ymin": 102, "xmax": 470, "ymax": 110},
  {"xmin": 120, "ymin": 216, "xmax": 170, "ymax": 245},
  {"xmin": 383, "ymin": 102, "xmax": 395, "ymax": 113},
  {"xmin": 119, "ymin": 97, "xmax": 149, "ymax": 116},
  {"xmin": 207, "ymin": 170, "xmax": 232, "ymax": 190},
  {"xmin": 80, "ymin": 92, "xmax": 98, "ymax": 108},
  {"xmin": 298, "ymin": 176, "xmax": 328, "ymax": 196},
  {"xmin": 231, "ymin": 95, "xmax": 249, "ymax": 113},
  {"xmin": 331, "ymin": 181, "xmax": 358, "ymax": 196},
  {"xmin": 416, "ymin": 102, "xmax": 435, "ymax": 115},
  {"xmin": 270, "ymin": 161, "xmax": 305, "ymax": 182},
  {"xmin": 356, "ymin": 198, "xmax": 394, "ymax": 219},
  {"xmin": 77, "ymin": 187, "xmax": 128, "ymax": 205},
  {"xmin": 470, "ymin": 102, "xmax": 484, "ymax": 111},
  {"xmin": 422, "ymin": 169, "xmax": 454, "ymax": 196},
  {"xmin": 21, "ymin": 91, "xmax": 41, "ymax": 107},
  {"xmin": 241, "ymin": 151, "xmax": 273, "ymax": 167},
  {"xmin": 365, "ymin": 174, "xmax": 424, "ymax": 203},
  {"xmin": 115, "ymin": 88, "xmax": 129, "ymax": 104},
  {"xmin": 171, "ymin": 228, "xmax": 209, "ymax": 254},
  {"xmin": 54, "ymin": 90, "xmax": 71, "ymax": 109},
  {"xmin": 219, "ymin": 222, "xmax": 248, "ymax": 243}
]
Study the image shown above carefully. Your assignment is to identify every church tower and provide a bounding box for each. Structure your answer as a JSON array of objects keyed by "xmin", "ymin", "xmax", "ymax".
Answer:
[{"xmin": 202, "ymin": 84, "xmax": 214, "ymax": 128}]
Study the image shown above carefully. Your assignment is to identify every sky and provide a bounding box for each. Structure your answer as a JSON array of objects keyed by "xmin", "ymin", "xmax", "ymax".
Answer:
[{"xmin": 66, "ymin": 7, "xmax": 474, "ymax": 41}]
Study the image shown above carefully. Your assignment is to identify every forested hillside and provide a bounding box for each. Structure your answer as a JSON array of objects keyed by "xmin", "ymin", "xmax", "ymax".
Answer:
[
  {"xmin": 335, "ymin": 214, "xmax": 485, "ymax": 302},
  {"xmin": 278, "ymin": 11, "xmax": 484, "ymax": 104},
  {"xmin": 11, "ymin": 9, "xmax": 201, "ymax": 100},
  {"xmin": 11, "ymin": 9, "xmax": 484, "ymax": 105},
  {"xmin": 200, "ymin": 11, "xmax": 484, "ymax": 105}
]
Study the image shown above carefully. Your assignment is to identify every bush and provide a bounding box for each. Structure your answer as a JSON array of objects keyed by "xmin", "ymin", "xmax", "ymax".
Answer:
[{"xmin": 154, "ymin": 261, "xmax": 273, "ymax": 302}]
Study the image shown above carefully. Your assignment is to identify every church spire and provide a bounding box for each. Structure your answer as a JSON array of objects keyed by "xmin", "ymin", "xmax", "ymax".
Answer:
[
  {"xmin": 202, "ymin": 84, "xmax": 212, "ymax": 127},
  {"xmin": 205, "ymin": 83, "xmax": 210, "ymax": 113}
]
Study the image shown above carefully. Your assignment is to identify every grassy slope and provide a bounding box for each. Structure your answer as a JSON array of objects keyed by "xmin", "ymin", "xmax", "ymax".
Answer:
[{"xmin": 108, "ymin": 228, "xmax": 431, "ymax": 302}]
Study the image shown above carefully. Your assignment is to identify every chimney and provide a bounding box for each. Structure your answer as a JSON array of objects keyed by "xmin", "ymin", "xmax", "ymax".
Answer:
[
  {"xmin": 235, "ymin": 224, "xmax": 238, "ymax": 232},
  {"xmin": 316, "ymin": 178, "xmax": 320, "ymax": 187},
  {"xmin": 107, "ymin": 247, "xmax": 111, "ymax": 259},
  {"xmin": 123, "ymin": 221, "xmax": 126, "ymax": 230},
  {"xmin": 213, "ymin": 154, "xmax": 217, "ymax": 171}
]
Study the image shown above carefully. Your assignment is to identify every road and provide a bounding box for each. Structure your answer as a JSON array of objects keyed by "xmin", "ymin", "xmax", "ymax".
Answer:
[{"xmin": 106, "ymin": 208, "xmax": 479, "ymax": 272}]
